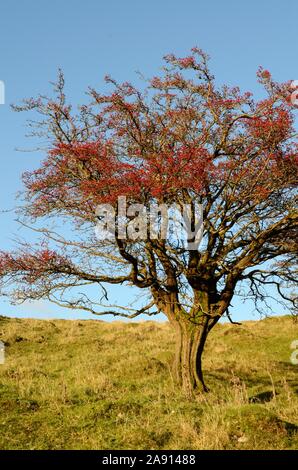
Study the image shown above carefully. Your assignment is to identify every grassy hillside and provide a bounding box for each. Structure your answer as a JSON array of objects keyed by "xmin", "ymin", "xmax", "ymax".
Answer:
[{"xmin": 0, "ymin": 315, "xmax": 297, "ymax": 450}]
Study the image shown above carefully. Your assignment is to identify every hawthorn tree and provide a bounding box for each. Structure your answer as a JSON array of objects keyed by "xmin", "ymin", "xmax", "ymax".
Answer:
[{"xmin": 0, "ymin": 48, "xmax": 297, "ymax": 395}]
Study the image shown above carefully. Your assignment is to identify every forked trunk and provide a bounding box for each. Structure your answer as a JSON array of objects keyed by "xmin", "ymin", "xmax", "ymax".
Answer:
[{"xmin": 173, "ymin": 319, "xmax": 210, "ymax": 396}]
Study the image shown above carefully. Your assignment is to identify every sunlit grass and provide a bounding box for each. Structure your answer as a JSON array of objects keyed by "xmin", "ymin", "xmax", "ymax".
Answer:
[{"xmin": 0, "ymin": 315, "xmax": 297, "ymax": 449}]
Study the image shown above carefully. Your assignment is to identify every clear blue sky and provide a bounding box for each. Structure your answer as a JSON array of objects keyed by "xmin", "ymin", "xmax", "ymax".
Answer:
[{"xmin": 0, "ymin": 0, "xmax": 297, "ymax": 320}]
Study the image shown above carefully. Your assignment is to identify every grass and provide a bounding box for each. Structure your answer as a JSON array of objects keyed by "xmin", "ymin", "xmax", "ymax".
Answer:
[{"xmin": 0, "ymin": 314, "xmax": 297, "ymax": 450}]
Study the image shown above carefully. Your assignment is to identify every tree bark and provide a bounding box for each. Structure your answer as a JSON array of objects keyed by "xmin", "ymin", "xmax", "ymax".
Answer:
[{"xmin": 173, "ymin": 319, "xmax": 210, "ymax": 396}]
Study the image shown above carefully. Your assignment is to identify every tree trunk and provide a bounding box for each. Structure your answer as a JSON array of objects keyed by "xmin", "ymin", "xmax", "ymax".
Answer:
[{"xmin": 173, "ymin": 319, "xmax": 210, "ymax": 397}]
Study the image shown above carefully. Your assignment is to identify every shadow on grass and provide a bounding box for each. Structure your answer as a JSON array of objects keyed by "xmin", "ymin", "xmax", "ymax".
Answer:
[
  {"xmin": 205, "ymin": 362, "xmax": 298, "ymax": 397},
  {"xmin": 249, "ymin": 390, "xmax": 275, "ymax": 403}
]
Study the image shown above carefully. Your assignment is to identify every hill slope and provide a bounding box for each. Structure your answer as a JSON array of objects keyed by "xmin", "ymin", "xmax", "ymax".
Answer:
[{"xmin": 0, "ymin": 315, "xmax": 297, "ymax": 450}]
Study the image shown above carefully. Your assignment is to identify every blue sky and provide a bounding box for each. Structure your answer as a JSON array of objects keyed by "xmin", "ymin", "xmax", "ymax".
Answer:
[{"xmin": 0, "ymin": 0, "xmax": 297, "ymax": 320}]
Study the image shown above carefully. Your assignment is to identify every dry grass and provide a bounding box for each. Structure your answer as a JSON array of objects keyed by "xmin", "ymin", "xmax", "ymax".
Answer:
[{"xmin": 0, "ymin": 315, "xmax": 297, "ymax": 449}]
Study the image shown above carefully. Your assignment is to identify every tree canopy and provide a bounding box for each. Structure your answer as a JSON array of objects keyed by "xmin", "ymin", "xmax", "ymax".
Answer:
[{"xmin": 0, "ymin": 48, "xmax": 297, "ymax": 393}]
